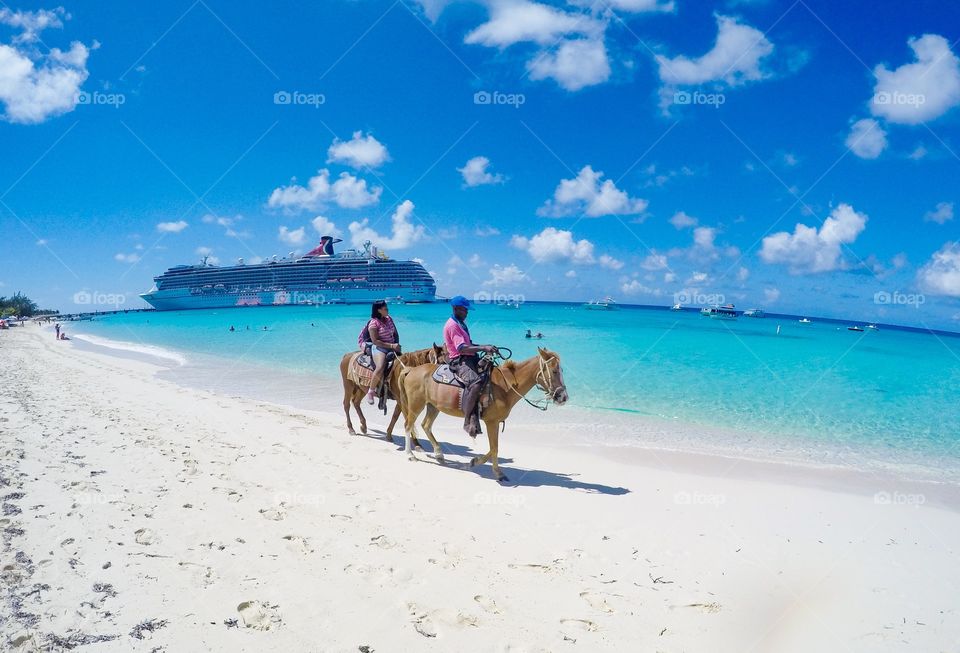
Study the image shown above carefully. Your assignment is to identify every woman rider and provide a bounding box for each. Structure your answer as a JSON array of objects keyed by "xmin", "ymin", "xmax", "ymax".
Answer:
[{"xmin": 364, "ymin": 300, "xmax": 401, "ymax": 404}]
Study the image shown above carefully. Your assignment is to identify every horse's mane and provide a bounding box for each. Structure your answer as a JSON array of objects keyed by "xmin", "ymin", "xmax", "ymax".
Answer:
[{"xmin": 399, "ymin": 345, "xmax": 444, "ymax": 365}]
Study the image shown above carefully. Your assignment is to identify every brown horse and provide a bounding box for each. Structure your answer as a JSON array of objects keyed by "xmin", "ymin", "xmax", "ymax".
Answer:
[
  {"xmin": 340, "ymin": 344, "xmax": 445, "ymax": 441},
  {"xmin": 396, "ymin": 347, "xmax": 568, "ymax": 481}
]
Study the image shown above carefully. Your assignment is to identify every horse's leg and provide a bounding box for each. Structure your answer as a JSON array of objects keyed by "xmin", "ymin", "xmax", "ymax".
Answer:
[
  {"xmin": 385, "ymin": 402, "xmax": 401, "ymax": 444},
  {"xmin": 353, "ymin": 390, "xmax": 367, "ymax": 434},
  {"xmin": 421, "ymin": 404, "xmax": 443, "ymax": 464},
  {"xmin": 343, "ymin": 380, "xmax": 357, "ymax": 435},
  {"xmin": 472, "ymin": 420, "xmax": 506, "ymax": 482}
]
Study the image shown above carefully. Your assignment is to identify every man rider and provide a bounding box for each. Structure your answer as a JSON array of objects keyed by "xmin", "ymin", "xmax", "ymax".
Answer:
[{"xmin": 443, "ymin": 296, "xmax": 497, "ymax": 437}]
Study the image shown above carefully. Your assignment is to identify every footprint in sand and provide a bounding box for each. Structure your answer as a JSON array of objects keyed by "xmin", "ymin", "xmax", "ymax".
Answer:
[
  {"xmin": 369, "ymin": 534, "xmax": 396, "ymax": 549},
  {"xmin": 259, "ymin": 508, "xmax": 286, "ymax": 521},
  {"xmin": 177, "ymin": 459, "xmax": 200, "ymax": 481},
  {"xmin": 329, "ymin": 514, "xmax": 352, "ymax": 521},
  {"xmin": 135, "ymin": 528, "xmax": 159, "ymax": 545},
  {"xmin": 474, "ymin": 595, "xmax": 501, "ymax": 614},
  {"xmin": 282, "ymin": 535, "xmax": 313, "ymax": 554},
  {"xmin": 579, "ymin": 591, "xmax": 615, "ymax": 613},
  {"xmin": 213, "ymin": 487, "xmax": 242, "ymax": 503},
  {"xmin": 408, "ymin": 603, "xmax": 479, "ymax": 638},
  {"xmin": 179, "ymin": 561, "xmax": 217, "ymax": 588},
  {"xmin": 560, "ymin": 618, "xmax": 599, "ymax": 633},
  {"xmin": 237, "ymin": 601, "xmax": 282, "ymax": 631}
]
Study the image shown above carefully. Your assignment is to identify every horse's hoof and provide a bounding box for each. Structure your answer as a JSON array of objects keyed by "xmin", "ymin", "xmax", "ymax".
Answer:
[
  {"xmin": 407, "ymin": 454, "xmax": 418, "ymax": 462},
  {"xmin": 470, "ymin": 456, "xmax": 479, "ymax": 467},
  {"xmin": 348, "ymin": 429, "xmax": 357, "ymax": 436},
  {"xmin": 497, "ymin": 474, "xmax": 509, "ymax": 483},
  {"xmin": 435, "ymin": 454, "xmax": 445, "ymax": 465},
  {"xmin": 384, "ymin": 435, "xmax": 393, "ymax": 444},
  {"xmin": 360, "ymin": 426, "xmax": 367, "ymax": 435}
]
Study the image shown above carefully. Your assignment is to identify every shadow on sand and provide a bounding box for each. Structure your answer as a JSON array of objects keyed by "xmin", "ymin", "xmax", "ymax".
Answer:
[{"xmin": 367, "ymin": 429, "xmax": 630, "ymax": 495}]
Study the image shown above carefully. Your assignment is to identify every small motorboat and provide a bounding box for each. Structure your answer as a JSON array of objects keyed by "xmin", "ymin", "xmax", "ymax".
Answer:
[
  {"xmin": 743, "ymin": 308, "xmax": 764, "ymax": 318},
  {"xmin": 866, "ymin": 324, "xmax": 879, "ymax": 331},
  {"xmin": 670, "ymin": 303, "xmax": 683, "ymax": 311},
  {"xmin": 848, "ymin": 325, "xmax": 864, "ymax": 332},
  {"xmin": 799, "ymin": 318, "xmax": 812, "ymax": 324}
]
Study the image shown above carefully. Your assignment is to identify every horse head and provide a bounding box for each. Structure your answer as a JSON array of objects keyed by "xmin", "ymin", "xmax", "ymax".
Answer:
[
  {"xmin": 430, "ymin": 342, "xmax": 448, "ymax": 364},
  {"xmin": 537, "ymin": 347, "xmax": 568, "ymax": 406}
]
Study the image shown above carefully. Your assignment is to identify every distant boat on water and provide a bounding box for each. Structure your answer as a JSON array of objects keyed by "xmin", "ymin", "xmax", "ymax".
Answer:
[
  {"xmin": 584, "ymin": 296, "xmax": 618, "ymax": 311},
  {"xmin": 743, "ymin": 308, "xmax": 764, "ymax": 318},
  {"xmin": 799, "ymin": 318, "xmax": 813, "ymax": 324},
  {"xmin": 670, "ymin": 303, "xmax": 683, "ymax": 311},
  {"xmin": 499, "ymin": 301, "xmax": 521, "ymax": 309},
  {"xmin": 848, "ymin": 325, "xmax": 865, "ymax": 332},
  {"xmin": 700, "ymin": 304, "xmax": 738, "ymax": 320},
  {"xmin": 866, "ymin": 324, "xmax": 879, "ymax": 331}
]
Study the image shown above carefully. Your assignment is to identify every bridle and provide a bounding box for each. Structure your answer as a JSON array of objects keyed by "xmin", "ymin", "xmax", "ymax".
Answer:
[{"xmin": 496, "ymin": 352, "xmax": 566, "ymax": 411}]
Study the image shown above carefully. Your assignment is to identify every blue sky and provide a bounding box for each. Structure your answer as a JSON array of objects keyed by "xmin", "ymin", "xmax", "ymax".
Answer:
[{"xmin": 1, "ymin": 0, "xmax": 959, "ymax": 328}]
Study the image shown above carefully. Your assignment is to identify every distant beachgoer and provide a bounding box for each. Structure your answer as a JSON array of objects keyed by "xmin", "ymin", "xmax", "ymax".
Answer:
[
  {"xmin": 55, "ymin": 323, "xmax": 61, "ymax": 338},
  {"xmin": 59, "ymin": 331, "xmax": 69, "ymax": 340},
  {"xmin": 364, "ymin": 300, "xmax": 401, "ymax": 405},
  {"xmin": 263, "ymin": 326, "xmax": 268, "ymax": 331},
  {"xmin": 246, "ymin": 325, "xmax": 250, "ymax": 330},
  {"xmin": 536, "ymin": 332, "xmax": 544, "ymax": 339},
  {"xmin": 229, "ymin": 325, "xmax": 235, "ymax": 332},
  {"xmin": 525, "ymin": 329, "xmax": 532, "ymax": 339}
]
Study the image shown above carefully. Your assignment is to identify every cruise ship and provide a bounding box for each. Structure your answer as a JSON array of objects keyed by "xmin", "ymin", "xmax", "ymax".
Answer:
[{"xmin": 140, "ymin": 237, "xmax": 437, "ymax": 310}]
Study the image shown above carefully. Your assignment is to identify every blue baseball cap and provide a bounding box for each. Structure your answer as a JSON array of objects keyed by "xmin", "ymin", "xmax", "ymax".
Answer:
[{"xmin": 449, "ymin": 295, "xmax": 472, "ymax": 309}]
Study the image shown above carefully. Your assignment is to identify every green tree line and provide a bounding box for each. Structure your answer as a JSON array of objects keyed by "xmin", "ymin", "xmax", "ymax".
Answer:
[{"xmin": 0, "ymin": 292, "xmax": 58, "ymax": 318}]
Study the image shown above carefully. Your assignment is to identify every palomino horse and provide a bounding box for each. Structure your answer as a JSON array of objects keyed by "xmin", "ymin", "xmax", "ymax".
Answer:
[
  {"xmin": 339, "ymin": 344, "xmax": 445, "ymax": 441},
  {"xmin": 396, "ymin": 347, "xmax": 568, "ymax": 481}
]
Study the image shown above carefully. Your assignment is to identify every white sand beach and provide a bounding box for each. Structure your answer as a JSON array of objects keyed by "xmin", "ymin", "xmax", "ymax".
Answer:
[{"xmin": 2, "ymin": 325, "xmax": 959, "ymax": 652}]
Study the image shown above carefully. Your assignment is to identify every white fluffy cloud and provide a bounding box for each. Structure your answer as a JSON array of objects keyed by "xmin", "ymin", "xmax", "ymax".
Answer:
[
  {"xmin": 195, "ymin": 246, "xmax": 220, "ymax": 265},
  {"xmin": 656, "ymin": 15, "xmax": 773, "ymax": 89},
  {"xmin": 348, "ymin": 200, "xmax": 425, "ymax": 250},
  {"xmin": 484, "ymin": 263, "xmax": 528, "ymax": 286},
  {"xmin": 268, "ymin": 169, "xmax": 382, "ymax": 211},
  {"xmin": 327, "ymin": 131, "xmax": 390, "ymax": 169},
  {"xmin": 599, "ymin": 254, "xmax": 624, "ymax": 270},
  {"xmin": 870, "ymin": 34, "xmax": 960, "ymax": 125},
  {"xmin": 846, "ymin": 118, "xmax": 888, "ymax": 159},
  {"xmin": 511, "ymin": 227, "xmax": 595, "ymax": 264},
  {"xmin": 527, "ymin": 38, "xmax": 611, "ymax": 91},
  {"xmin": 0, "ymin": 8, "xmax": 92, "ymax": 124},
  {"xmin": 464, "ymin": 0, "xmax": 601, "ymax": 47},
  {"xmin": 669, "ymin": 210, "xmax": 698, "ymax": 229},
  {"xmin": 156, "ymin": 220, "xmax": 188, "ymax": 233},
  {"xmin": 764, "ymin": 287, "xmax": 780, "ymax": 303},
  {"xmin": 539, "ymin": 165, "xmax": 647, "ymax": 217},
  {"xmin": 759, "ymin": 203, "xmax": 868, "ymax": 274},
  {"xmin": 311, "ymin": 215, "xmax": 342, "ymax": 237},
  {"xmin": 278, "ymin": 226, "xmax": 306, "ymax": 246},
  {"xmin": 462, "ymin": 0, "xmax": 612, "ymax": 92},
  {"xmin": 114, "ymin": 252, "xmax": 140, "ymax": 264},
  {"xmin": 917, "ymin": 243, "xmax": 960, "ymax": 297},
  {"xmin": 924, "ymin": 201, "xmax": 954, "ymax": 225},
  {"xmin": 458, "ymin": 156, "xmax": 505, "ymax": 187}
]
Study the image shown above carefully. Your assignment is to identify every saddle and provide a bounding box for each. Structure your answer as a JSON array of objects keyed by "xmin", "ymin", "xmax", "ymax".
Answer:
[{"xmin": 431, "ymin": 363, "xmax": 464, "ymax": 387}]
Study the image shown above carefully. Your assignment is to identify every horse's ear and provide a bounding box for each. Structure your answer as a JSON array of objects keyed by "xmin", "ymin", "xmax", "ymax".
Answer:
[{"xmin": 537, "ymin": 346, "xmax": 546, "ymax": 356}]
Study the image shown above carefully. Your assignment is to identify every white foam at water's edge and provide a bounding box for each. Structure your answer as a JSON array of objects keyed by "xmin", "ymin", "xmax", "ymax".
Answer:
[{"xmin": 70, "ymin": 332, "xmax": 188, "ymax": 366}]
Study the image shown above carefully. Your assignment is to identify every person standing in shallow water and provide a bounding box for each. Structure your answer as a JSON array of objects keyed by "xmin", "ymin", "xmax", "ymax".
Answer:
[
  {"xmin": 443, "ymin": 296, "xmax": 497, "ymax": 437},
  {"xmin": 364, "ymin": 300, "xmax": 401, "ymax": 404}
]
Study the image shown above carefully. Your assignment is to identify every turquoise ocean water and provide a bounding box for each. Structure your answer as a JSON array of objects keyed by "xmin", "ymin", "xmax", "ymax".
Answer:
[{"xmin": 69, "ymin": 303, "xmax": 960, "ymax": 483}]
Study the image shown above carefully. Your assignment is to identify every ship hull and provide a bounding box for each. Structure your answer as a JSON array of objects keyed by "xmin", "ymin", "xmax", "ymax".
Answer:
[{"xmin": 140, "ymin": 286, "xmax": 436, "ymax": 310}]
